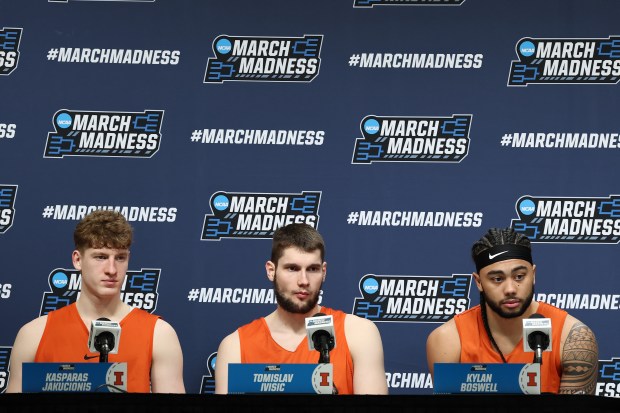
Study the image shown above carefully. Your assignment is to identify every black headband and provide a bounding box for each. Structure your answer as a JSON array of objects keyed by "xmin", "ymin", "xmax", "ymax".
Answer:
[{"xmin": 474, "ymin": 244, "xmax": 533, "ymax": 273}]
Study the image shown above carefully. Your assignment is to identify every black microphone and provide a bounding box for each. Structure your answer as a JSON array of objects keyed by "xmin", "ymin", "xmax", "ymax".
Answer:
[
  {"xmin": 87, "ymin": 317, "xmax": 121, "ymax": 363},
  {"xmin": 304, "ymin": 313, "xmax": 336, "ymax": 364},
  {"xmin": 522, "ymin": 313, "xmax": 551, "ymax": 364}
]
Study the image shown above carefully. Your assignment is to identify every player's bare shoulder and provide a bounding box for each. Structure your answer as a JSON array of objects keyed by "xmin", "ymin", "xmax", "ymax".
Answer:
[
  {"xmin": 426, "ymin": 318, "xmax": 461, "ymax": 374},
  {"xmin": 15, "ymin": 315, "xmax": 48, "ymax": 345},
  {"xmin": 216, "ymin": 329, "xmax": 241, "ymax": 359},
  {"xmin": 344, "ymin": 313, "xmax": 380, "ymax": 335},
  {"xmin": 427, "ymin": 318, "xmax": 458, "ymax": 344}
]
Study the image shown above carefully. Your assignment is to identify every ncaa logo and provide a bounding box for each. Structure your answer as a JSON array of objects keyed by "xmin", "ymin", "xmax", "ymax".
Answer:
[
  {"xmin": 363, "ymin": 119, "xmax": 380, "ymax": 135},
  {"xmin": 519, "ymin": 41, "xmax": 536, "ymax": 57},
  {"xmin": 362, "ymin": 277, "xmax": 379, "ymax": 295},
  {"xmin": 216, "ymin": 38, "xmax": 232, "ymax": 54},
  {"xmin": 52, "ymin": 272, "xmax": 68, "ymax": 289},
  {"xmin": 519, "ymin": 199, "xmax": 536, "ymax": 216},
  {"xmin": 55, "ymin": 112, "xmax": 73, "ymax": 129},
  {"xmin": 212, "ymin": 194, "xmax": 230, "ymax": 211}
]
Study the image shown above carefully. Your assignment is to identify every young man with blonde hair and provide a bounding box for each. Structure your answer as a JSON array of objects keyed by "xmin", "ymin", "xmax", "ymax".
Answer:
[{"xmin": 7, "ymin": 210, "xmax": 185, "ymax": 393}]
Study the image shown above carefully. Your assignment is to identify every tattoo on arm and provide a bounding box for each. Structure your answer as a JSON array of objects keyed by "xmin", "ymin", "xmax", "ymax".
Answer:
[{"xmin": 559, "ymin": 322, "xmax": 598, "ymax": 395}]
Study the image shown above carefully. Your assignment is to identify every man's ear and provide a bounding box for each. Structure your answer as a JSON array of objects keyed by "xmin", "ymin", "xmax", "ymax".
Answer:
[
  {"xmin": 266, "ymin": 261, "xmax": 276, "ymax": 281},
  {"xmin": 473, "ymin": 272, "xmax": 482, "ymax": 292},
  {"xmin": 72, "ymin": 250, "xmax": 82, "ymax": 270}
]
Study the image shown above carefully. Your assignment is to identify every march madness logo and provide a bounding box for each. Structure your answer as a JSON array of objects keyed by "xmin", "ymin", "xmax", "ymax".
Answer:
[
  {"xmin": 0, "ymin": 185, "xmax": 17, "ymax": 234},
  {"xmin": 204, "ymin": 35, "xmax": 322, "ymax": 83},
  {"xmin": 0, "ymin": 28, "xmax": 22, "ymax": 76},
  {"xmin": 199, "ymin": 352, "xmax": 217, "ymax": 394},
  {"xmin": 201, "ymin": 191, "xmax": 321, "ymax": 240},
  {"xmin": 511, "ymin": 195, "xmax": 620, "ymax": 243},
  {"xmin": 352, "ymin": 115, "xmax": 471, "ymax": 164},
  {"xmin": 40, "ymin": 268, "xmax": 161, "ymax": 315},
  {"xmin": 44, "ymin": 109, "xmax": 163, "ymax": 158},
  {"xmin": 597, "ymin": 357, "xmax": 620, "ymax": 398},
  {"xmin": 353, "ymin": 0, "xmax": 464, "ymax": 7},
  {"xmin": 508, "ymin": 36, "xmax": 620, "ymax": 86},
  {"xmin": 353, "ymin": 274, "xmax": 471, "ymax": 322},
  {"xmin": 0, "ymin": 347, "xmax": 11, "ymax": 393}
]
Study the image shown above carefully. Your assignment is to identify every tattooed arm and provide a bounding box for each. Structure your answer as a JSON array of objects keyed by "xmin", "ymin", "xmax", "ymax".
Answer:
[{"xmin": 559, "ymin": 316, "xmax": 599, "ymax": 394}]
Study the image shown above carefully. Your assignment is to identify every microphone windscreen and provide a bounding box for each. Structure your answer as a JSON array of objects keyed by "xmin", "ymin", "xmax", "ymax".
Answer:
[
  {"xmin": 522, "ymin": 313, "xmax": 552, "ymax": 352},
  {"xmin": 305, "ymin": 313, "xmax": 336, "ymax": 351},
  {"xmin": 88, "ymin": 318, "xmax": 121, "ymax": 354}
]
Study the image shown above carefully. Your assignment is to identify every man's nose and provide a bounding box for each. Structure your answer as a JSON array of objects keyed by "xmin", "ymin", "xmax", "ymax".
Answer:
[
  {"xmin": 298, "ymin": 270, "xmax": 310, "ymax": 285},
  {"xmin": 504, "ymin": 278, "xmax": 518, "ymax": 295},
  {"xmin": 105, "ymin": 257, "xmax": 118, "ymax": 275}
]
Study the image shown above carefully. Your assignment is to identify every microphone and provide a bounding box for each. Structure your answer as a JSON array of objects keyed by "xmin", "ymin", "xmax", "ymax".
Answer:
[
  {"xmin": 305, "ymin": 313, "xmax": 336, "ymax": 364},
  {"xmin": 87, "ymin": 318, "xmax": 121, "ymax": 363},
  {"xmin": 522, "ymin": 313, "xmax": 551, "ymax": 364}
]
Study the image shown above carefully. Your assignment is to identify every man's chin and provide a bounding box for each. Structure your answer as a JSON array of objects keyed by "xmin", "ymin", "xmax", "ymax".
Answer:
[
  {"xmin": 500, "ymin": 310, "xmax": 525, "ymax": 319},
  {"xmin": 486, "ymin": 302, "xmax": 527, "ymax": 319},
  {"xmin": 502, "ymin": 304, "xmax": 531, "ymax": 318}
]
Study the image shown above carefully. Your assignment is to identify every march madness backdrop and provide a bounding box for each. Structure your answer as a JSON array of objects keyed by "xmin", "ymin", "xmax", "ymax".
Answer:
[{"xmin": 0, "ymin": 0, "xmax": 619, "ymax": 397}]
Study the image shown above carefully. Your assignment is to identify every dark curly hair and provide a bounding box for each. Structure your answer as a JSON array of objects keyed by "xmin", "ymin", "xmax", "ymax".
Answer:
[{"xmin": 471, "ymin": 227, "xmax": 531, "ymax": 261}]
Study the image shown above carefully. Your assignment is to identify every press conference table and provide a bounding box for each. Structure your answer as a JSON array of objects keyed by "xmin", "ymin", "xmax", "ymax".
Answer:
[{"xmin": 0, "ymin": 393, "xmax": 618, "ymax": 413}]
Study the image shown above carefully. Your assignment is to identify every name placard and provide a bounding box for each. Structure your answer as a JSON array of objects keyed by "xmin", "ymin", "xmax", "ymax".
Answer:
[
  {"xmin": 433, "ymin": 363, "xmax": 541, "ymax": 394},
  {"xmin": 228, "ymin": 363, "xmax": 333, "ymax": 394},
  {"xmin": 22, "ymin": 362, "xmax": 127, "ymax": 393}
]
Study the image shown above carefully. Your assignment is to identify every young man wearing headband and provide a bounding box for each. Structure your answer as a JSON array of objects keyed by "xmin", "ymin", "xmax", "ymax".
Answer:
[{"xmin": 426, "ymin": 227, "xmax": 598, "ymax": 394}]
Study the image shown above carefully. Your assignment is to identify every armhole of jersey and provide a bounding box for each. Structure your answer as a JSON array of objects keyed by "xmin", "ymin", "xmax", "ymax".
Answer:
[{"xmin": 33, "ymin": 314, "xmax": 52, "ymax": 361}]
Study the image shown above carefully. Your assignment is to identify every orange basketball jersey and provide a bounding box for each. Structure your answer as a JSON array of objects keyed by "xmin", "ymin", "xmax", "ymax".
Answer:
[
  {"xmin": 238, "ymin": 306, "xmax": 354, "ymax": 394},
  {"xmin": 35, "ymin": 303, "xmax": 159, "ymax": 392},
  {"xmin": 454, "ymin": 301, "xmax": 567, "ymax": 393}
]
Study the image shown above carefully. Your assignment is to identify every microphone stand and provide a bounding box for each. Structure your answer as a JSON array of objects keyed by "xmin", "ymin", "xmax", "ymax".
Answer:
[
  {"xmin": 99, "ymin": 343, "xmax": 110, "ymax": 363},
  {"xmin": 319, "ymin": 347, "xmax": 330, "ymax": 364},
  {"xmin": 95, "ymin": 333, "xmax": 114, "ymax": 363},
  {"xmin": 316, "ymin": 336, "xmax": 337, "ymax": 394},
  {"xmin": 533, "ymin": 346, "xmax": 543, "ymax": 365},
  {"xmin": 529, "ymin": 333, "xmax": 549, "ymax": 365}
]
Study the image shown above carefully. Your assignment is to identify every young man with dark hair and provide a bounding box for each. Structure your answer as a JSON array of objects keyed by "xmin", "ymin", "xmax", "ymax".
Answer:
[
  {"xmin": 7, "ymin": 210, "xmax": 185, "ymax": 393},
  {"xmin": 215, "ymin": 223, "xmax": 388, "ymax": 394},
  {"xmin": 426, "ymin": 227, "xmax": 599, "ymax": 394}
]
